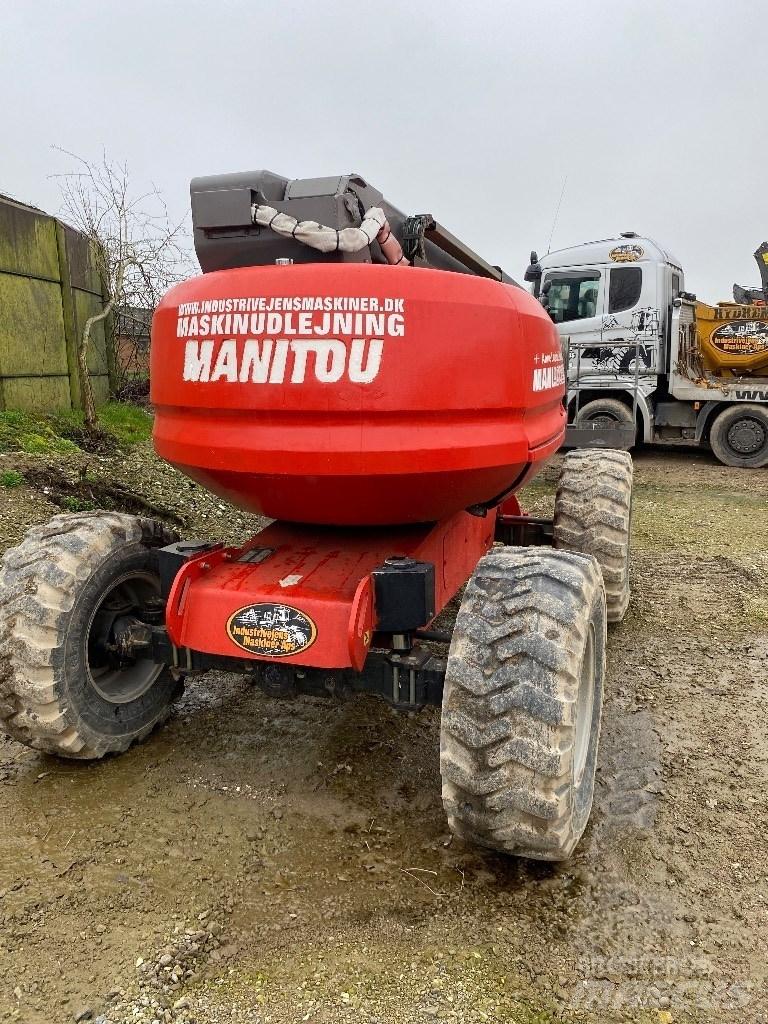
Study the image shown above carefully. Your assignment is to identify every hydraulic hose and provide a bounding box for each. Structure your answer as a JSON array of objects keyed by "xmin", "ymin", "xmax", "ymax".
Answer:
[{"xmin": 251, "ymin": 203, "xmax": 408, "ymax": 266}]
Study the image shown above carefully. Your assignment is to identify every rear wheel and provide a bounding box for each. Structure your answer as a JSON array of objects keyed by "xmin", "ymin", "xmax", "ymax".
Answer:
[
  {"xmin": 0, "ymin": 512, "xmax": 179, "ymax": 759},
  {"xmin": 553, "ymin": 448, "xmax": 633, "ymax": 623},
  {"xmin": 709, "ymin": 404, "xmax": 768, "ymax": 468},
  {"xmin": 440, "ymin": 547, "xmax": 606, "ymax": 861}
]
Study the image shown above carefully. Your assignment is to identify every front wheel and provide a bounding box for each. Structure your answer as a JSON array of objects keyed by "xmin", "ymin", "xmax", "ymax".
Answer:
[
  {"xmin": 553, "ymin": 448, "xmax": 633, "ymax": 623},
  {"xmin": 709, "ymin": 404, "xmax": 768, "ymax": 468},
  {"xmin": 440, "ymin": 547, "xmax": 606, "ymax": 861},
  {"xmin": 0, "ymin": 512, "xmax": 179, "ymax": 759},
  {"xmin": 575, "ymin": 397, "xmax": 636, "ymax": 440}
]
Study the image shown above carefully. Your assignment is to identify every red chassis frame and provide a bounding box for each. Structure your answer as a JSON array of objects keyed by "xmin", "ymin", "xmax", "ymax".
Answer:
[{"xmin": 162, "ymin": 495, "xmax": 530, "ymax": 673}]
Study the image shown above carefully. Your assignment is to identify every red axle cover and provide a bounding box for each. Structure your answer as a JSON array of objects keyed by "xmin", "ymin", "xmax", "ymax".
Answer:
[{"xmin": 151, "ymin": 264, "xmax": 564, "ymax": 526}]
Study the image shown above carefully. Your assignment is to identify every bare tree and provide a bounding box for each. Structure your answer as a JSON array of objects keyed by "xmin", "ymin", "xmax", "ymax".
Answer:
[{"xmin": 53, "ymin": 150, "xmax": 193, "ymax": 428}]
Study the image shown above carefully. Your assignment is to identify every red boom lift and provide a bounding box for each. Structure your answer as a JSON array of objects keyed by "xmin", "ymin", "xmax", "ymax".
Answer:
[{"xmin": 0, "ymin": 171, "xmax": 633, "ymax": 860}]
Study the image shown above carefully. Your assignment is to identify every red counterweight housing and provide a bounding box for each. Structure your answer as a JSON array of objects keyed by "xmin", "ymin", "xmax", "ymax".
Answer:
[{"xmin": 151, "ymin": 263, "xmax": 565, "ymax": 526}]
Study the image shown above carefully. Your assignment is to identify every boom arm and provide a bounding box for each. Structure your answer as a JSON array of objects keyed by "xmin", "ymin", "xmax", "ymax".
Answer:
[{"xmin": 190, "ymin": 169, "xmax": 518, "ymax": 284}]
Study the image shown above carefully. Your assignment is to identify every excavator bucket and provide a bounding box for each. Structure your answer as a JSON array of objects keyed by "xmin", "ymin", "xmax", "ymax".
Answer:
[{"xmin": 733, "ymin": 241, "xmax": 768, "ymax": 304}]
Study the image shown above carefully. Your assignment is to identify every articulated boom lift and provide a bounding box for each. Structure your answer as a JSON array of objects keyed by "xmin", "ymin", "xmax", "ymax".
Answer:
[{"xmin": 0, "ymin": 171, "xmax": 634, "ymax": 861}]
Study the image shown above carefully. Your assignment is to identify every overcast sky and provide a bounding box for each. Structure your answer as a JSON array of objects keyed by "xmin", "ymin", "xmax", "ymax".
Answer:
[{"xmin": 1, "ymin": 0, "xmax": 764, "ymax": 300}]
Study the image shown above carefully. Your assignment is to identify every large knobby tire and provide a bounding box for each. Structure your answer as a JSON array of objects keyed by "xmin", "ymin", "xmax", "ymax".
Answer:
[
  {"xmin": 709, "ymin": 404, "xmax": 768, "ymax": 468},
  {"xmin": 575, "ymin": 397, "xmax": 635, "ymax": 434},
  {"xmin": 0, "ymin": 512, "xmax": 179, "ymax": 759},
  {"xmin": 554, "ymin": 448, "xmax": 633, "ymax": 623},
  {"xmin": 440, "ymin": 548, "xmax": 606, "ymax": 861}
]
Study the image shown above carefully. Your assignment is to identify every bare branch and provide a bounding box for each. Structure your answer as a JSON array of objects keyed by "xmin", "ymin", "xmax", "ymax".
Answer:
[{"xmin": 51, "ymin": 148, "xmax": 196, "ymax": 425}]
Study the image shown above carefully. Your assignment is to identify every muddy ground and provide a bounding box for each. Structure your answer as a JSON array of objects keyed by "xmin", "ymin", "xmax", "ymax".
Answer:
[{"xmin": 0, "ymin": 443, "xmax": 766, "ymax": 1024}]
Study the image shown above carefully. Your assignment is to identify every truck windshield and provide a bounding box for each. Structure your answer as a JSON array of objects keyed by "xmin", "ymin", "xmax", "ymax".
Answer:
[{"xmin": 544, "ymin": 272, "xmax": 600, "ymax": 323}]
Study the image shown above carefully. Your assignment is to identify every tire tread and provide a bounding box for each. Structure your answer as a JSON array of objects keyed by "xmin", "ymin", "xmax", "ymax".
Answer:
[{"xmin": 553, "ymin": 449, "xmax": 633, "ymax": 622}]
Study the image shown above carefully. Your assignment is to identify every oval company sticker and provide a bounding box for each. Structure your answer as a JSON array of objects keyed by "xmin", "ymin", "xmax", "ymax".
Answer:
[
  {"xmin": 226, "ymin": 603, "xmax": 317, "ymax": 658},
  {"xmin": 609, "ymin": 243, "xmax": 644, "ymax": 263},
  {"xmin": 711, "ymin": 320, "xmax": 768, "ymax": 355}
]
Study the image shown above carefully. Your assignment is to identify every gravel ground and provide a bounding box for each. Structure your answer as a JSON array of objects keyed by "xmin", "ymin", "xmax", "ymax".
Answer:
[{"xmin": 0, "ymin": 442, "xmax": 766, "ymax": 1023}]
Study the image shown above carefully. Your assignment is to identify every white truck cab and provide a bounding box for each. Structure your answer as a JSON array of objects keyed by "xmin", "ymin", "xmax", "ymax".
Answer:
[{"xmin": 525, "ymin": 234, "xmax": 768, "ymax": 467}]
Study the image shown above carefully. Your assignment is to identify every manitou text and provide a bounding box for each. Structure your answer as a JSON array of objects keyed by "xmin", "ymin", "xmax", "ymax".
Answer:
[{"xmin": 183, "ymin": 337, "xmax": 384, "ymax": 385}]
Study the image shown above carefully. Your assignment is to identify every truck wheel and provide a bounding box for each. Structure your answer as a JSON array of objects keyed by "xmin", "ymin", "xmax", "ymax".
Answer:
[
  {"xmin": 0, "ymin": 512, "xmax": 179, "ymax": 760},
  {"xmin": 553, "ymin": 448, "xmax": 633, "ymax": 623},
  {"xmin": 440, "ymin": 548, "xmax": 606, "ymax": 861},
  {"xmin": 575, "ymin": 398, "xmax": 635, "ymax": 441},
  {"xmin": 709, "ymin": 404, "xmax": 768, "ymax": 468}
]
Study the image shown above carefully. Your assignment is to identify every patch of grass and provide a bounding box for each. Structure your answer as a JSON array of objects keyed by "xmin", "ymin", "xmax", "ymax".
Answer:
[
  {"xmin": 0, "ymin": 401, "xmax": 153, "ymax": 458},
  {"xmin": 54, "ymin": 402, "xmax": 152, "ymax": 447},
  {"xmin": 0, "ymin": 469, "xmax": 24, "ymax": 488},
  {"xmin": 0, "ymin": 411, "xmax": 81, "ymax": 456},
  {"xmin": 0, "ymin": 411, "xmax": 42, "ymax": 451},
  {"xmin": 19, "ymin": 432, "xmax": 80, "ymax": 455},
  {"xmin": 98, "ymin": 401, "xmax": 153, "ymax": 444},
  {"xmin": 521, "ymin": 461, "xmax": 768, "ymax": 558},
  {"xmin": 59, "ymin": 495, "xmax": 97, "ymax": 513},
  {"xmin": 630, "ymin": 486, "xmax": 767, "ymax": 556}
]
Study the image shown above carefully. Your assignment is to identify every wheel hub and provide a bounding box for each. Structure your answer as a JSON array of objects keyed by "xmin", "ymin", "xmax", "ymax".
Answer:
[
  {"xmin": 588, "ymin": 414, "xmax": 619, "ymax": 429},
  {"xmin": 86, "ymin": 572, "xmax": 164, "ymax": 704},
  {"xmin": 727, "ymin": 417, "xmax": 766, "ymax": 455}
]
